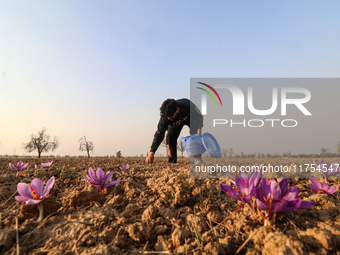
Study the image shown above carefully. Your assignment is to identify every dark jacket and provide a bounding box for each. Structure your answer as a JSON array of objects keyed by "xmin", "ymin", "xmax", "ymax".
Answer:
[{"xmin": 150, "ymin": 98, "xmax": 203, "ymax": 153}]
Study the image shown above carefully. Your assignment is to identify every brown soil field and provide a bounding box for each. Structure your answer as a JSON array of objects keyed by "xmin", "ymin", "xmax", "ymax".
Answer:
[{"xmin": 1, "ymin": 157, "xmax": 340, "ymax": 254}]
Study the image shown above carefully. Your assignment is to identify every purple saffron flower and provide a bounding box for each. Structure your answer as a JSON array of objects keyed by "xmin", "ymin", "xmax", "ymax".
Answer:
[
  {"xmin": 15, "ymin": 177, "xmax": 55, "ymax": 205},
  {"xmin": 271, "ymin": 178, "xmax": 315, "ymax": 210},
  {"xmin": 255, "ymin": 178, "xmax": 294, "ymax": 216},
  {"xmin": 313, "ymin": 160, "xmax": 339, "ymax": 182},
  {"xmin": 119, "ymin": 164, "xmax": 130, "ymax": 171},
  {"xmin": 15, "ymin": 177, "xmax": 55, "ymax": 222},
  {"xmin": 9, "ymin": 161, "xmax": 29, "ymax": 176},
  {"xmin": 255, "ymin": 178, "xmax": 314, "ymax": 225},
  {"xmin": 41, "ymin": 161, "xmax": 53, "ymax": 169},
  {"xmin": 220, "ymin": 169, "xmax": 262, "ymax": 213},
  {"xmin": 308, "ymin": 178, "xmax": 337, "ymax": 195},
  {"xmin": 86, "ymin": 167, "xmax": 121, "ymax": 193},
  {"xmin": 35, "ymin": 164, "xmax": 38, "ymax": 171}
]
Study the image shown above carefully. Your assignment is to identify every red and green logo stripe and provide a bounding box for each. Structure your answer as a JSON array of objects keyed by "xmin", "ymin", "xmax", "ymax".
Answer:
[{"xmin": 196, "ymin": 82, "xmax": 223, "ymax": 106}]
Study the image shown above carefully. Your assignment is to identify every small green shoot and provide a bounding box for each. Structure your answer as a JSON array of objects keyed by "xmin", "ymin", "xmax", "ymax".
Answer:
[
  {"xmin": 67, "ymin": 168, "xmax": 77, "ymax": 174},
  {"xmin": 163, "ymin": 189, "xmax": 175, "ymax": 201},
  {"xmin": 59, "ymin": 168, "xmax": 76, "ymax": 179},
  {"xmin": 59, "ymin": 168, "xmax": 63, "ymax": 179},
  {"xmin": 194, "ymin": 208, "xmax": 202, "ymax": 245}
]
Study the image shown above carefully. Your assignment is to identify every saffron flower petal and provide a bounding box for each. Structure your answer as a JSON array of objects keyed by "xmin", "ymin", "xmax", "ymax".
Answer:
[
  {"xmin": 17, "ymin": 161, "xmax": 23, "ymax": 168},
  {"xmin": 271, "ymin": 200, "xmax": 289, "ymax": 213},
  {"xmin": 102, "ymin": 172, "xmax": 113, "ymax": 184},
  {"xmin": 256, "ymin": 200, "xmax": 269, "ymax": 211},
  {"xmin": 238, "ymin": 171, "xmax": 249, "ymax": 179},
  {"xmin": 249, "ymin": 170, "xmax": 262, "ymax": 188},
  {"xmin": 321, "ymin": 181, "xmax": 329, "ymax": 191},
  {"xmin": 255, "ymin": 189, "xmax": 269, "ymax": 211},
  {"xmin": 26, "ymin": 199, "xmax": 42, "ymax": 205},
  {"xmin": 282, "ymin": 186, "xmax": 300, "ymax": 201},
  {"xmin": 327, "ymin": 186, "xmax": 337, "ymax": 194},
  {"xmin": 278, "ymin": 178, "xmax": 289, "ymax": 196},
  {"xmin": 309, "ymin": 178, "xmax": 322, "ymax": 189},
  {"xmin": 88, "ymin": 167, "xmax": 97, "ymax": 181},
  {"xmin": 86, "ymin": 175, "xmax": 92, "ymax": 181},
  {"xmin": 242, "ymin": 194, "xmax": 252, "ymax": 204},
  {"xmin": 220, "ymin": 183, "xmax": 242, "ymax": 201},
  {"xmin": 41, "ymin": 177, "xmax": 55, "ymax": 199},
  {"xmin": 260, "ymin": 178, "xmax": 271, "ymax": 200},
  {"xmin": 17, "ymin": 183, "xmax": 33, "ymax": 199},
  {"xmin": 298, "ymin": 201, "xmax": 316, "ymax": 209},
  {"xmin": 15, "ymin": 195, "xmax": 30, "ymax": 202},
  {"xmin": 104, "ymin": 179, "xmax": 121, "ymax": 188},
  {"xmin": 229, "ymin": 178, "xmax": 236, "ymax": 186},
  {"xmin": 285, "ymin": 199, "xmax": 301, "ymax": 212},
  {"xmin": 31, "ymin": 178, "xmax": 44, "ymax": 196},
  {"xmin": 270, "ymin": 180, "xmax": 282, "ymax": 200},
  {"xmin": 235, "ymin": 177, "xmax": 248, "ymax": 195},
  {"xmin": 308, "ymin": 184, "xmax": 319, "ymax": 192},
  {"xmin": 96, "ymin": 168, "xmax": 105, "ymax": 180}
]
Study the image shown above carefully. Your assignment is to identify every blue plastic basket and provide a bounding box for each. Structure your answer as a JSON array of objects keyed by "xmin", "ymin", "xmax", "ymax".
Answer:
[
  {"xmin": 181, "ymin": 134, "xmax": 206, "ymax": 156},
  {"xmin": 201, "ymin": 132, "xmax": 221, "ymax": 157},
  {"xmin": 182, "ymin": 132, "xmax": 221, "ymax": 157}
]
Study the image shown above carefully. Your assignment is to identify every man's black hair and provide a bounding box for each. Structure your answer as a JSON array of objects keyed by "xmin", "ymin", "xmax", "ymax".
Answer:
[{"xmin": 160, "ymin": 99, "xmax": 177, "ymax": 117}]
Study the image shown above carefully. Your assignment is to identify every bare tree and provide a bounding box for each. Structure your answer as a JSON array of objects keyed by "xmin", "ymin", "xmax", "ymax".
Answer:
[
  {"xmin": 227, "ymin": 148, "xmax": 234, "ymax": 158},
  {"xmin": 248, "ymin": 153, "xmax": 256, "ymax": 158},
  {"xmin": 337, "ymin": 141, "xmax": 340, "ymax": 155},
  {"xmin": 23, "ymin": 128, "xmax": 59, "ymax": 158},
  {"xmin": 78, "ymin": 135, "xmax": 94, "ymax": 158},
  {"xmin": 320, "ymin": 147, "xmax": 329, "ymax": 155},
  {"xmin": 221, "ymin": 148, "xmax": 228, "ymax": 158}
]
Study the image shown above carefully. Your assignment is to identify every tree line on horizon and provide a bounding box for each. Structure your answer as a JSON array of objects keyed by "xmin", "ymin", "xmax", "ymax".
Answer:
[{"xmin": 1, "ymin": 128, "xmax": 340, "ymax": 159}]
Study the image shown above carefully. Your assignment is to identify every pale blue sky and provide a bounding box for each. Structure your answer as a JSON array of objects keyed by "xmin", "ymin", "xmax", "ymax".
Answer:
[{"xmin": 0, "ymin": 1, "xmax": 339, "ymax": 156}]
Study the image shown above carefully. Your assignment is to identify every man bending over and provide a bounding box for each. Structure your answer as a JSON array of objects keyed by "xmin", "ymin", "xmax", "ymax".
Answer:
[{"xmin": 145, "ymin": 98, "xmax": 203, "ymax": 164}]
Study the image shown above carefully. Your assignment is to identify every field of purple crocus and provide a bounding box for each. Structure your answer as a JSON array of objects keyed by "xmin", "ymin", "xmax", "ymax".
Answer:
[{"xmin": 1, "ymin": 157, "xmax": 340, "ymax": 254}]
